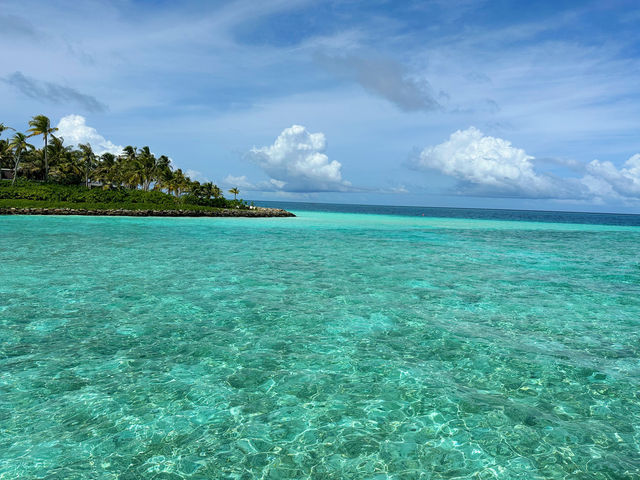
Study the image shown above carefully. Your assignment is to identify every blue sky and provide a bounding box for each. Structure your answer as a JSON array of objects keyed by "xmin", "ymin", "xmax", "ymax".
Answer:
[{"xmin": 2, "ymin": 0, "xmax": 640, "ymax": 212}]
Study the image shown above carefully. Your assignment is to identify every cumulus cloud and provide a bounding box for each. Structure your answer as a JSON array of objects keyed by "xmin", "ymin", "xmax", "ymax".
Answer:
[
  {"xmin": 414, "ymin": 127, "xmax": 570, "ymax": 198},
  {"xmin": 585, "ymin": 154, "xmax": 640, "ymax": 199},
  {"xmin": 3, "ymin": 72, "xmax": 107, "ymax": 112},
  {"xmin": 318, "ymin": 54, "xmax": 441, "ymax": 112},
  {"xmin": 56, "ymin": 115, "xmax": 123, "ymax": 155},
  {"xmin": 247, "ymin": 125, "xmax": 352, "ymax": 192},
  {"xmin": 414, "ymin": 127, "xmax": 640, "ymax": 202}
]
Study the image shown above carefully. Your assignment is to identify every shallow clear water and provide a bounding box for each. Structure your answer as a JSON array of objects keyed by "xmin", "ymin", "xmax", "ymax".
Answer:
[{"xmin": 1, "ymin": 210, "xmax": 639, "ymax": 479}]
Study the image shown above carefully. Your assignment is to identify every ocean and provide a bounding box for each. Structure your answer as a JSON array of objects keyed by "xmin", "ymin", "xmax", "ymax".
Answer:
[{"xmin": 1, "ymin": 203, "xmax": 639, "ymax": 478}]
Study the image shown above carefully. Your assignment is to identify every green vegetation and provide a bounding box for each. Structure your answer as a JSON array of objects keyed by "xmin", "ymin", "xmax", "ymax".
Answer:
[
  {"xmin": 0, "ymin": 179, "xmax": 248, "ymax": 211},
  {"xmin": 0, "ymin": 198, "xmax": 218, "ymax": 212},
  {"xmin": 0, "ymin": 115, "xmax": 245, "ymax": 211}
]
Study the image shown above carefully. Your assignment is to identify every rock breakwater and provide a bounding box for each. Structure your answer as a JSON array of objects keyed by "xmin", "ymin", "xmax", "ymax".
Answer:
[{"xmin": 0, "ymin": 207, "xmax": 295, "ymax": 218}]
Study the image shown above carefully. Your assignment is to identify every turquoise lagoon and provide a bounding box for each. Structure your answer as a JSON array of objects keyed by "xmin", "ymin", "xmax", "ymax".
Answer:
[{"xmin": 1, "ymin": 208, "xmax": 639, "ymax": 479}]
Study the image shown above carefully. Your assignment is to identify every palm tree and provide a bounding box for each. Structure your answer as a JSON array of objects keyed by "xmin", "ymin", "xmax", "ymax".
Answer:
[
  {"xmin": 0, "ymin": 123, "xmax": 15, "ymax": 139},
  {"xmin": 180, "ymin": 173, "xmax": 194, "ymax": 196},
  {"xmin": 135, "ymin": 147, "xmax": 170, "ymax": 191},
  {"xmin": 46, "ymin": 136, "xmax": 72, "ymax": 180},
  {"xmin": 0, "ymin": 124, "xmax": 15, "ymax": 175},
  {"xmin": 0, "ymin": 139, "xmax": 11, "ymax": 171},
  {"xmin": 120, "ymin": 145, "xmax": 146, "ymax": 189},
  {"xmin": 137, "ymin": 146, "xmax": 154, "ymax": 190},
  {"xmin": 111, "ymin": 153, "xmax": 131, "ymax": 187},
  {"xmin": 228, "ymin": 187, "xmax": 239, "ymax": 200},
  {"xmin": 169, "ymin": 168, "xmax": 188, "ymax": 197},
  {"xmin": 156, "ymin": 155, "xmax": 171, "ymax": 184},
  {"xmin": 27, "ymin": 115, "xmax": 58, "ymax": 182},
  {"xmin": 20, "ymin": 148, "xmax": 45, "ymax": 180},
  {"xmin": 154, "ymin": 167, "xmax": 175, "ymax": 195},
  {"xmin": 123, "ymin": 146, "xmax": 141, "ymax": 188},
  {"xmin": 55, "ymin": 149, "xmax": 84, "ymax": 184},
  {"xmin": 78, "ymin": 143, "xmax": 96, "ymax": 188},
  {"xmin": 198, "ymin": 182, "xmax": 214, "ymax": 200},
  {"xmin": 8, "ymin": 133, "xmax": 35, "ymax": 184},
  {"xmin": 94, "ymin": 152, "xmax": 118, "ymax": 188},
  {"xmin": 190, "ymin": 180, "xmax": 202, "ymax": 198}
]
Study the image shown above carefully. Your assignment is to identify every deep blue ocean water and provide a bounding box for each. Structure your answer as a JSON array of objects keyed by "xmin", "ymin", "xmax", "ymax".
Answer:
[
  {"xmin": 256, "ymin": 200, "xmax": 640, "ymax": 226},
  {"xmin": 1, "ymin": 203, "xmax": 639, "ymax": 479}
]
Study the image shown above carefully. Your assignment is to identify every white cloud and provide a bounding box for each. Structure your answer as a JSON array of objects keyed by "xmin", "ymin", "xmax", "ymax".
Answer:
[
  {"xmin": 55, "ymin": 114, "xmax": 122, "ymax": 155},
  {"xmin": 415, "ymin": 127, "xmax": 640, "ymax": 203},
  {"xmin": 415, "ymin": 127, "xmax": 574, "ymax": 198},
  {"xmin": 224, "ymin": 174, "xmax": 255, "ymax": 189},
  {"xmin": 585, "ymin": 154, "xmax": 640, "ymax": 199},
  {"xmin": 268, "ymin": 178, "xmax": 286, "ymax": 189},
  {"xmin": 248, "ymin": 125, "xmax": 352, "ymax": 192}
]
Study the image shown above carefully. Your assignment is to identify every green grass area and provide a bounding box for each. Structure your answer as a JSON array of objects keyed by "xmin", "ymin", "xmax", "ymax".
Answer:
[
  {"xmin": 0, "ymin": 179, "xmax": 246, "ymax": 211},
  {"xmin": 0, "ymin": 199, "xmax": 226, "ymax": 211}
]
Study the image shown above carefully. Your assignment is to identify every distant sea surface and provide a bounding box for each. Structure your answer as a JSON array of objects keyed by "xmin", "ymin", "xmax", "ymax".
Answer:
[
  {"xmin": 257, "ymin": 200, "xmax": 640, "ymax": 226},
  {"xmin": 1, "ymin": 204, "xmax": 639, "ymax": 478}
]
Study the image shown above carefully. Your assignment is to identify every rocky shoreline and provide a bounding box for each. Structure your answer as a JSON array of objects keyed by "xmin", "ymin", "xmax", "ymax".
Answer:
[{"xmin": 0, "ymin": 207, "xmax": 295, "ymax": 218}]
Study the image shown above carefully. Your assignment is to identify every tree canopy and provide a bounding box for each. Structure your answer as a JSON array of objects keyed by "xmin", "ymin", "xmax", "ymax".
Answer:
[{"xmin": 0, "ymin": 114, "xmax": 241, "ymax": 208}]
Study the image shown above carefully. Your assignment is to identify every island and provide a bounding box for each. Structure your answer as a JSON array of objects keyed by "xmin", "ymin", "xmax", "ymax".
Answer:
[
  {"xmin": 0, "ymin": 115, "xmax": 294, "ymax": 218},
  {"xmin": 0, "ymin": 180, "xmax": 294, "ymax": 217}
]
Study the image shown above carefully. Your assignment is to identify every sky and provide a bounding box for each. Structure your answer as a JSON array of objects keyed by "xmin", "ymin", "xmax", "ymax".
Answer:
[{"xmin": 1, "ymin": 0, "xmax": 640, "ymax": 212}]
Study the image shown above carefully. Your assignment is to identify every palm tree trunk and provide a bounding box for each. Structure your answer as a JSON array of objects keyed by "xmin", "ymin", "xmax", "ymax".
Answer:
[
  {"xmin": 12, "ymin": 152, "xmax": 21, "ymax": 185},
  {"xmin": 44, "ymin": 133, "xmax": 48, "ymax": 182}
]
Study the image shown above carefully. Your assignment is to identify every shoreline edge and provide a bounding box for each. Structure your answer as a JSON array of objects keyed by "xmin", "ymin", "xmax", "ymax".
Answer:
[{"xmin": 0, "ymin": 207, "xmax": 296, "ymax": 218}]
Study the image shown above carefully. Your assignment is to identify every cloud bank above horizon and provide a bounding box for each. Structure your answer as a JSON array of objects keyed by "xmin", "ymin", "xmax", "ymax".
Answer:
[{"xmin": 414, "ymin": 127, "xmax": 640, "ymax": 203}]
